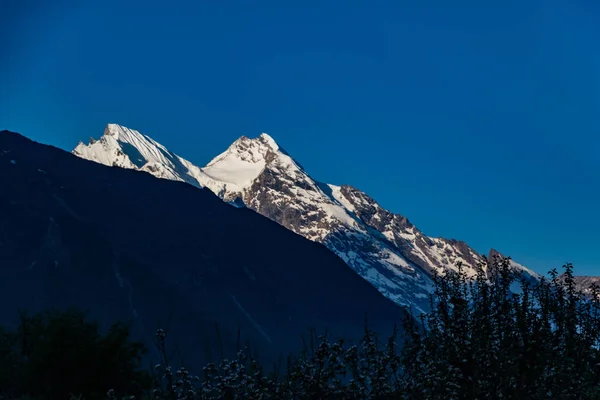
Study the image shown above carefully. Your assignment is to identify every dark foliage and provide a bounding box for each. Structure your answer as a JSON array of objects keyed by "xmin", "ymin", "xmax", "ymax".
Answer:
[
  {"xmin": 146, "ymin": 257, "xmax": 600, "ymax": 400},
  {"xmin": 0, "ymin": 309, "xmax": 150, "ymax": 400},
  {"xmin": 4, "ymin": 257, "xmax": 600, "ymax": 399},
  {"xmin": 400, "ymin": 257, "xmax": 600, "ymax": 399}
]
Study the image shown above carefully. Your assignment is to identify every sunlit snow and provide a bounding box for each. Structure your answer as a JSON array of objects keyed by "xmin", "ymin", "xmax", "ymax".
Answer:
[{"xmin": 72, "ymin": 123, "xmax": 536, "ymax": 313}]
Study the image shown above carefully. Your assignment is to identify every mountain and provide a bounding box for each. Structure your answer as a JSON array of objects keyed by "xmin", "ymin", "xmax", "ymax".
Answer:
[
  {"xmin": 73, "ymin": 124, "xmax": 210, "ymax": 188},
  {"xmin": 559, "ymin": 276, "xmax": 600, "ymax": 296},
  {"xmin": 74, "ymin": 124, "xmax": 539, "ymax": 313},
  {"xmin": 0, "ymin": 129, "xmax": 407, "ymax": 369}
]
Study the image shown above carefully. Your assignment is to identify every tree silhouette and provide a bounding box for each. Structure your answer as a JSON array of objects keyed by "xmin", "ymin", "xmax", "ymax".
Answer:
[
  {"xmin": 0, "ymin": 308, "xmax": 150, "ymax": 399},
  {"xmin": 400, "ymin": 257, "xmax": 600, "ymax": 400}
]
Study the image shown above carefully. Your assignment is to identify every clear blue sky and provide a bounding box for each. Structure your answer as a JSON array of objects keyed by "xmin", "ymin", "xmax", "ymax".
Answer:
[{"xmin": 1, "ymin": 0, "xmax": 599, "ymax": 275}]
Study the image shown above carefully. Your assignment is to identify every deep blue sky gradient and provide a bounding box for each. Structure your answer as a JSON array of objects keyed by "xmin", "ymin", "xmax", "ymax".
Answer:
[{"xmin": 2, "ymin": 0, "xmax": 599, "ymax": 275}]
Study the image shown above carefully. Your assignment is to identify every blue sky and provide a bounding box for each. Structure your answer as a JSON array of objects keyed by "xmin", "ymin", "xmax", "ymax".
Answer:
[{"xmin": 1, "ymin": 0, "xmax": 599, "ymax": 275}]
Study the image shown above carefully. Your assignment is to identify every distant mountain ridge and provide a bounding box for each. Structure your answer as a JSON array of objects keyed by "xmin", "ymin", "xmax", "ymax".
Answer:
[
  {"xmin": 560, "ymin": 275, "xmax": 600, "ymax": 295},
  {"xmin": 74, "ymin": 123, "xmax": 539, "ymax": 312}
]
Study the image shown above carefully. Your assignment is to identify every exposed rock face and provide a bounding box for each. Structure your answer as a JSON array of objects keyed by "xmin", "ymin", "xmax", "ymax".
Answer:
[
  {"xmin": 203, "ymin": 135, "xmax": 436, "ymax": 312},
  {"xmin": 337, "ymin": 185, "xmax": 487, "ymax": 277},
  {"xmin": 72, "ymin": 124, "xmax": 540, "ymax": 313},
  {"xmin": 557, "ymin": 275, "xmax": 600, "ymax": 296}
]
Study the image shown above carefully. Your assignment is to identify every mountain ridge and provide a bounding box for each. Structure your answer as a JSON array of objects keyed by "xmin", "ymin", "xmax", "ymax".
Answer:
[
  {"xmin": 73, "ymin": 123, "xmax": 539, "ymax": 312},
  {"xmin": 1, "ymin": 128, "xmax": 407, "ymax": 369}
]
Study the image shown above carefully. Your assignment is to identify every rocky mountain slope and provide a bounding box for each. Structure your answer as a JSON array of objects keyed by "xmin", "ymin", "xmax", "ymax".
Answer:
[
  {"xmin": 558, "ymin": 275, "xmax": 600, "ymax": 295},
  {"xmin": 1, "ymin": 129, "xmax": 407, "ymax": 369},
  {"xmin": 74, "ymin": 124, "xmax": 539, "ymax": 313}
]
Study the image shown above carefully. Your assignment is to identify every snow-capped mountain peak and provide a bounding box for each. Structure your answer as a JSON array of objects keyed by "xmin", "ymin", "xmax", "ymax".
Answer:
[
  {"xmin": 258, "ymin": 132, "xmax": 279, "ymax": 151},
  {"xmin": 207, "ymin": 132, "xmax": 282, "ymax": 166},
  {"xmin": 104, "ymin": 123, "xmax": 125, "ymax": 137},
  {"xmin": 73, "ymin": 123, "xmax": 209, "ymax": 188},
  {"xmin": 201, "ymin": 133, "xmax": 306, "ymax": 202},
  {"xmin": 73, "ymin": 123, "xmax": 537, "ymax": 313}
]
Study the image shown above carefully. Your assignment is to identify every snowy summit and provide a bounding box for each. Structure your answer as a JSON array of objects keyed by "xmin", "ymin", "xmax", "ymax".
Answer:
[
  {"xmin": 73, "ymin": 123, "xmax": 539, "ymax": 313},
  {"xmin": 73, "ymin": 124, "xmax": 210, "ymax": 188}
]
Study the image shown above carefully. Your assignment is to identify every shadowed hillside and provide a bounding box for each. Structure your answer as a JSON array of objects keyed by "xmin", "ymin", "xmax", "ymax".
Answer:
[{"xmin": 0, "ymin": 130, "xmax": 405, "ymax": 370}]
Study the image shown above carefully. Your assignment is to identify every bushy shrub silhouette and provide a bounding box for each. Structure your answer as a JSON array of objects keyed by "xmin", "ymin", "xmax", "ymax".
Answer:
[{"xmin": 0, "ymin": 308, "xmax": 150, "ymax": 400}]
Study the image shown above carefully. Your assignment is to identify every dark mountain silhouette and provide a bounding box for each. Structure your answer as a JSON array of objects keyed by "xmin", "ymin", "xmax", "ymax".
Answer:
[{"xmin": 0, "ymin": 130, "xmax": 405, "ymax": 370}]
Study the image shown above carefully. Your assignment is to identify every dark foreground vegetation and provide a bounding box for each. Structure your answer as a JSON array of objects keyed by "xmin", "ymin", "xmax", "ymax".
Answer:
[{"xmin": 2, "ymin": 256, "xmax": 600, "ymax": 399}]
